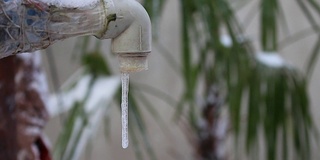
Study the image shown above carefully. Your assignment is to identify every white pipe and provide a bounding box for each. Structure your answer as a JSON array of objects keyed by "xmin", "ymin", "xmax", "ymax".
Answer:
[
  {"xmin": 97, "ymin": 0, "xmax": 152, "ymax": 72},
  {"xmin": 0, "ymin": 0, "xmax": 152, "ymax": 73}
]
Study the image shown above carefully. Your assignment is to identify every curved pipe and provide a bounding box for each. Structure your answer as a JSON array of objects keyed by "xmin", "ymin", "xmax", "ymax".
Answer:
[
  {"xmin": 97, "ymin": 0, "xmax": 152, "ymax": 72},
  {"xmin": 0, "ymin": 0, "xmax": 152, "ymax": 72}
]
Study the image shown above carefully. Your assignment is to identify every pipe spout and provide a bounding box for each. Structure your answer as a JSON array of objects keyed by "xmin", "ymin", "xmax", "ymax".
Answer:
[
  {"xmin": 0, "ymin": 0, "xmax": 152, "ymax": 73},
  {"xmin": 97, "ymin": 0, "xmax": 152, "ymax": 73}
]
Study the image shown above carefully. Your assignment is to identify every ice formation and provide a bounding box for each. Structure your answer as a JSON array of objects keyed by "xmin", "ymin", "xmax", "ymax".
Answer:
[
  {"xmin": 38, "ymin": 0, "xmax": 100, "ymax": 8},
  {"xmin": 121, "ymin": 73, "xmax": 129, "ymax": 149}
]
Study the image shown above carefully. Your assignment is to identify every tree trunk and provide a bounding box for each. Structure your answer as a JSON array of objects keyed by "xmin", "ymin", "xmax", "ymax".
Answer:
[
  {"xmin": 196, "ymin": 85, "xmax": 228, "ymax": 160},
  {"xmin": 0, "ymin": 52, "xmax": 51, "ymax": 160},
  {"xmin": 0, "ymin": 54, "xmax": 18, "ymax": 160}
]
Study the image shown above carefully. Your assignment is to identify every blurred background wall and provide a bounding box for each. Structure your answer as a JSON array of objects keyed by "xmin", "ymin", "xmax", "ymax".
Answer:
[{"xmin": 43, "ymin": 0, "xmax": 320, "ymax": 159}]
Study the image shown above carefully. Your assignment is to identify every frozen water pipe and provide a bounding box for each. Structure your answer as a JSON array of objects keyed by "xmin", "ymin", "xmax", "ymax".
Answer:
[{"xmin": 0, "ymin": 0, "xmax": 151, "ymax": 72}]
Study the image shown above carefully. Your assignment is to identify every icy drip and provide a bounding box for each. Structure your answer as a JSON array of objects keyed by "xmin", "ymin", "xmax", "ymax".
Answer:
[{"xmin": 121, "ymin": 73, "xmax": 130, "ymax": 148}]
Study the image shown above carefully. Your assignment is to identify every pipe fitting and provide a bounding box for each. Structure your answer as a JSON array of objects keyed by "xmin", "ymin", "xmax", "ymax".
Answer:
[{"xmin": 97, "ymin": 0, "xmax": 152, "ymax": 72}]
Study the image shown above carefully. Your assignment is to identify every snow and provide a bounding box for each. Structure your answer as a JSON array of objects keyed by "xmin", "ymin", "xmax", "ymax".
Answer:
[
  {"xmin": 48, "ymin": 74, "xmax": 120, "ymax": 160},
  {"xmin": 32, "ymin": 52, "xmax": 49, "ymax": 103},
  {"xmin": 18, "ymin": 52, "xmax": 34, "ymax": 64},
  {"xmin": 31, "ymin": 72, "xmax": 47, "ymax": 92},
  {"xmin": 15, "ymin": 71, "xmax": 24, "ymax": 84},
  {"xmin": 256, "ymin": 52, "xmax": 285, "ymax": 68},
  {"xmin": 39, "ymin": 0, "xmax": 99, "ymax": 8},
  {"xmin": 220, "ymin": 35, "xmax": 232, "ymax": 47},
  {"xmin": 47, "ymin": 74, "xmax": 120, "ymax": 116},
  {"xmin": 85, "ymin": 76, "xmax": 119, "ymax": 112},
  {"xmin": 16, "ymin": 51, "xmax": 49, "ymax": 105},
  {"xmin": 50, "ymin": 75, "xmax": 91, "ymax": 112},
  {"xmin": 25, "ymin": 126, "xmax": 42, "ymax": 136},
  {"xmin": 20, "ymin": 112, "xmax": 46, "ymax": 126}
]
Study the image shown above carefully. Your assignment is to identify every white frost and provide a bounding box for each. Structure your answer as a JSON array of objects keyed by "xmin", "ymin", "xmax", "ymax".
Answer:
[
  {"xmin": 39, "ymin": 0, "xmax": 99, "ymax": 8},
  {"xmin": 256, "ymin": 52, "xmax": 285, "ymax": 68}
]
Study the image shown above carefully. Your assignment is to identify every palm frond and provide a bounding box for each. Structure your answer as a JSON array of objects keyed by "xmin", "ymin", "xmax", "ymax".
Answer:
[{"xmin": 146, "ymin": 0, "xmax": 317, "ymax": 159}]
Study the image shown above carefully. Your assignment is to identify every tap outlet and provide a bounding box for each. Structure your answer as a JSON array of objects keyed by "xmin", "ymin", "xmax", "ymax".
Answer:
[{"xmin": 118, "ymin": 53, "xmax": 148, "ymax": 73}]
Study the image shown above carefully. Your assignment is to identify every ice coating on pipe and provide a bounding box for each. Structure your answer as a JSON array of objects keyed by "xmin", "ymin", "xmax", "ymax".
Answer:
[
  {"xmin": 39, "ymin": 0, "xmax": 99, "ymax": 8},
  {"xmin": 0, "ymin": 0, "xmax": 106, "ymax": 58}
]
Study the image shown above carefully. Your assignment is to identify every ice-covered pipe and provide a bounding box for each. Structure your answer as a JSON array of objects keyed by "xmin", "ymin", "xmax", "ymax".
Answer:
[{"xmin": 0, "ymin": 0, "xmax": 151, "ymax": 72}]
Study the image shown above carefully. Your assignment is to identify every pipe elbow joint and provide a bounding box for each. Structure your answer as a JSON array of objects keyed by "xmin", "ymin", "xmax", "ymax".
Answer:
[
  {"xmin": 98, "ymin": 0, "xmax": 151, "ymax": 72},
  {"xmin": 112, "ymin": 0, "xmax": 151, "ymax": 55}
]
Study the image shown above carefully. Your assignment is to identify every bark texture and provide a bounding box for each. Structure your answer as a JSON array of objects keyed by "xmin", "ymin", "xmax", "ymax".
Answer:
[
  {"xmin": 196, "ymin": 85, "xmax": 227, "ymax": 160},
  {"xmin": 0, "ymin": 52, "xmax": 51, "ymax": 160}
]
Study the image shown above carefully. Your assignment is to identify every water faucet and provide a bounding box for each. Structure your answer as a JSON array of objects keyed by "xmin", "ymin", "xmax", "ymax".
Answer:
[{"xmin": 0, "ymin": 0, "xmax": 151, "ymax": 72}]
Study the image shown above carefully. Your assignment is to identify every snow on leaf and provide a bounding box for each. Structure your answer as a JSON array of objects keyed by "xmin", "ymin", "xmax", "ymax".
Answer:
[
  {"xmin": 256, "ymin": 52, "xmax": 285, "ymax": 68},
  {"xmin": 47, "ymin": 74, "xmax": 119, "ymax": 117}
]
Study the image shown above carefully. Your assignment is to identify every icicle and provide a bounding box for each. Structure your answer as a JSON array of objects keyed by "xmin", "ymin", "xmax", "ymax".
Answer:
[{"xmin": 121, "ymin": 73, "xmax": 130, "ymax": 149}]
